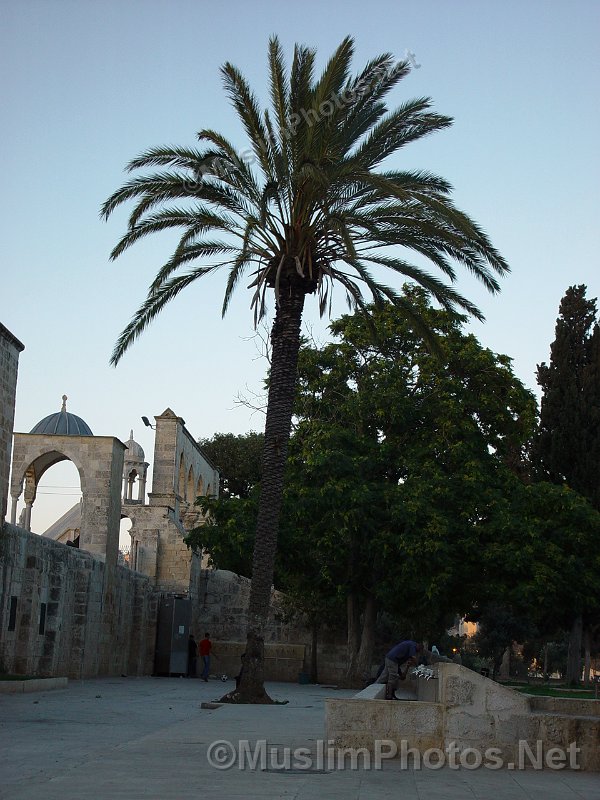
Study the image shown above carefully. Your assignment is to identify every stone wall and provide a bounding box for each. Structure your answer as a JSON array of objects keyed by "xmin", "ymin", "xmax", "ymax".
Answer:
[
  {"xmin": 326, "ymin": 662, "xmax": 600, "ymax": 770},
  {"xmin": 211, "ymin": 641, "xmax": 306, "ymax": 682},
  {"xmin": 189, "ymin": 568, "xmax": 348, "ymax": 684},
  {"xmin": 0, "ymin": 324, "xmax": 24, "ymax": 523},
  {"xmin": 0, "ymin": 524, "xmax": 157, "ymax": 678},
  {"xmin": 0, "ymin": 524, "xmax": 347, "ymax": 683},
  {"xmin": 124, "ymin": 503, "xmax": 193, "ymax": 593}
]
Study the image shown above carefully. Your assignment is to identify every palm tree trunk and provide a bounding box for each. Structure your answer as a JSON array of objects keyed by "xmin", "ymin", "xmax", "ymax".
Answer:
[{"xmin": 235, "ymin": 282, "xmax": 306, "ymax": 703}]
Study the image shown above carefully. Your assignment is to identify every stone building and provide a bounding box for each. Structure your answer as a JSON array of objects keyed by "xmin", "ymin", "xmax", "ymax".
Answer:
[
  {"xmin": 0, "ymin": 323, "xmax": 24, "ymax": 525},
  {"xmin": 0, "ymin": 322, "xmax": 346, "ymax": 682},
  {"xmin": 9, "ymin": 398, "xmax": 219, "ymax": 593}
]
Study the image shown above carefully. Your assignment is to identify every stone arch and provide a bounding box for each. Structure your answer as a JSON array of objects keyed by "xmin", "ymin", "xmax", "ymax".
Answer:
[
  {"xmin": 119, "ymin": 513, "xmax": 133, "ymax": 556},
  {"xmin": 11, "ymin": 448, "xmax": 87, "ymax": 518},
  {"xmin": 10, "ymin": 432, "xmax": 125, "ymax": 564},
  {"xmin": 124, "ymin": 467, "xmax": 138, "ymax": 502},
  {"xmin": 196, "ymin": 475, "xmax": 204, "ymax": 497}
]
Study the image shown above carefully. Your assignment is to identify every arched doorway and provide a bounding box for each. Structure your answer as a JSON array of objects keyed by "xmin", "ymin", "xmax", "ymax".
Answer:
[{"xmin": 15, "ymin": 458, "xmax": 82, "ymax": 542}]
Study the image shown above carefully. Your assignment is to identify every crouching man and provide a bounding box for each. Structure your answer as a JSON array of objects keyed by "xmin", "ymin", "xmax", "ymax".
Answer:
[{"xmin": 377, "ymin": 640, "xmax": 423, "ymax": 699}]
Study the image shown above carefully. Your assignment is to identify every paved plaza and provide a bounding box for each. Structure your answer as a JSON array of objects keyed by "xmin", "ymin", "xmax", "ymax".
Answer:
[{"xmin": 0, "ymin": 677, "xmax": 599, "ymax": 799}]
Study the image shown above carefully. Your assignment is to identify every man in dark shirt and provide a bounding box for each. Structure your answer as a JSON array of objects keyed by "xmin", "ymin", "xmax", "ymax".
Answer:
[
  {"xmin": 187, "ymin": 634, "xmax": 198, "ymax": 678},
  {"xmin": 377, "ymin": 640, "xmax": 423, "ymax": 698}
]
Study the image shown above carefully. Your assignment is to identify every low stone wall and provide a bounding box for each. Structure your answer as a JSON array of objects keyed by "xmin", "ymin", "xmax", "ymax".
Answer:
[
  {"xmin": 0, "ymin": 676, "xmax": 68, "ymax": 693},
  {"xmin": 0, "ymin": 524, "xmax": 157, "ymax": 678},
  {"xmin": 326, "ymin": 663, "xmax": 600, "ymax": 770}
]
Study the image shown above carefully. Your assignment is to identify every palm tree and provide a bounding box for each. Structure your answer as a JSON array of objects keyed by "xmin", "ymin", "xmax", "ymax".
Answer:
[{"xmin": 101, "ymin": 36, "xmax": 509, "ymax": 702}]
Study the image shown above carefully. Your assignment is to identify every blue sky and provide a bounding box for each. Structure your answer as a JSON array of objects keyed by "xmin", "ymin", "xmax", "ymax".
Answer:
[{"xmin": 2, "ymin": 0, "xmax": 599, "ymax": 532}]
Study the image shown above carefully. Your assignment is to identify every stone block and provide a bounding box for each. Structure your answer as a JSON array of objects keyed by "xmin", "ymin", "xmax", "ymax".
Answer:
[
  {"xmin": 445, "ymin": 675, "xmax": 475, "ymax": 707},
  {"xmin": 445, "ymin": 709, "xmax": 494, "ymax": 741}
]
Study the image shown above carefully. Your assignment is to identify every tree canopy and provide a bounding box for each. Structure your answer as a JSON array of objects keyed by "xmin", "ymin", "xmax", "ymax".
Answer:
[
  {"xmin": 198, "ymin": 432, "xmax": 264, "ymax": 499},
  {"xmin": 190, "ymin": 294, "xmax": 540, "ymax": 682}
]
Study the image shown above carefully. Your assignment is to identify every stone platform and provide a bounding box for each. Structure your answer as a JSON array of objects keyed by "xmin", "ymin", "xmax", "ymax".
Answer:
[{"xmin": 326, "ymin": 663, "xmax": 600, "ymax": 771}]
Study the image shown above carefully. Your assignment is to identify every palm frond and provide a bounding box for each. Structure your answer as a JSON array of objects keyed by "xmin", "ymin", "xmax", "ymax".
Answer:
[
  {"xmin": 111, "ymin": 265, "xmax": 222, "ymax": 365},
  {"xmin": 103, "ymin": 36, "xmax": 509, "ymax": 363},
  {"xmin": 221, "ymin": 63, "xmax": 275, "ymax": 179}
]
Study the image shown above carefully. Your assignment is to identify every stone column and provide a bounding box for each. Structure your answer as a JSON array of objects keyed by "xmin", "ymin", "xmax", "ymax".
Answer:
[
  {"xmin": 77, "ymin": 437, "xmax": 125, "ymax": 565},
  {"xmin": 24, "ymin": 501, "xmax": 32, "ymax": 531},
  {"xmin": 138, "ymin": 468, "xmax": 147, "ymax": 503}
]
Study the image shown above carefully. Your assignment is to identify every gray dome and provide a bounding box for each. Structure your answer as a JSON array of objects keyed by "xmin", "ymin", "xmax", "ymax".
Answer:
[
  {"xmin": 124, "ymin": 430, "xmax": 145, "ymax": 461},
  {"xmin": 30, "ymin": 396, "xmax": 93, "ymax": 436}
]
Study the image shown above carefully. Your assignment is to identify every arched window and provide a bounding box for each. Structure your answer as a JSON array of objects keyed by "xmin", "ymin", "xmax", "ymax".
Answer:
[
  {"xmin": 178, "ymin": 453, "xmax": 186, "ymax": 499},
  {"xmin": 15, "ymin": 456, "xmax": 82, "ymax": 539},
  {"xmin": 187, "ymin": 466, "xmax": 195, "ymax": 504}
]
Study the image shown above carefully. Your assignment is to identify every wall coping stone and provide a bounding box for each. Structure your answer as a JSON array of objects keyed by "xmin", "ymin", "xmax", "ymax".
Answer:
[{"xmin": 0, "ymin": 677, "xmax": 68, "ymax": 693}]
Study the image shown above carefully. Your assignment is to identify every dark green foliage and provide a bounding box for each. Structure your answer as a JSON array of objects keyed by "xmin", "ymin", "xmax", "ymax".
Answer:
[
  {"xmin": 291, "ymin": 293, "xmax": 537, "ymax": 627},
  {"xmin": 581, "ymin": 324, "xmax": 600, "ymax": 509},
  {"xmin": 469, "ymin": 603, "xmax": 536, "ymax": 678},
  {"xmin": 189, "ymin": 295, "xmax": 540, "ymax": 654},
  {"xmin": 521, "ymin": 634, "xmax": 569, "ymax": 679},
  {"xmin": 187, "ymin": 490, "xmax": 257, "ymax": 577},
  {"xmin": 536, "ymin": 285, "xmax": 600, "ymax": 507},
  {"xmin": 482, "ymin": 480, "xmax": 600, "ymax": 636},
  {"xmin": 198, "ymin": 432, "xmax": 264, "ymax": 499}
]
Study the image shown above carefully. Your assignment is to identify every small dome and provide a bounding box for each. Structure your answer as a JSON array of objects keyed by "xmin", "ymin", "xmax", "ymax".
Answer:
[
  {"xmin": 30, "ymin": 395, "xmax": 93, "ymax": 436},
  {"xmin": 124, "ymin": 430, "xmax": 145, "ymax": 461}
]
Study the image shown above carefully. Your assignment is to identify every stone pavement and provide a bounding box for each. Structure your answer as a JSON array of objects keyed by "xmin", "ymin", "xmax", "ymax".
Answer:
[{"xmin": 0, "ymin": 677, "xmax": 599, "ymax": 799}]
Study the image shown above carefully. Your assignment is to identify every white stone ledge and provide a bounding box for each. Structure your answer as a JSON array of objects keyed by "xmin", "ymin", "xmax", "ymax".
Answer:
[{"xmin": 354, "ymin": 682, "xmax": 386, "ymax": 700}]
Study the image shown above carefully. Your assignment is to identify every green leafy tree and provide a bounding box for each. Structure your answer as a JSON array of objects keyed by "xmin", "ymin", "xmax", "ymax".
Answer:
[
  {"xmin": 198, "ymin": 432, "xmax": 264, "ymax": 498},
  {"xmin": 522, "ymin": 634, "xmax": 569, "ymax": 679},
  {"xmin": 288, "ymin": 296, "xmax": 536, "ymax": 682},
  {"xmin": 483, "ymin": 480, "xmax": 600, "ymax": 684},
  {"xmin": 469, "ymin": 603, "xmax": 536, "ymax": 679},
  {"xmin": 536, "ymin": 285, "xmax": 599, "ymax": 500},
  {"xmin": 102, "ymin": 37, "xmax": 508, "ymax": 701},
  {"xmin": 190, "ymin": 297, "xmax": 537, "ymax": 686},
  {"xmin": 535, "ymin": 285, "xmax": 600, "ymax": 683}
]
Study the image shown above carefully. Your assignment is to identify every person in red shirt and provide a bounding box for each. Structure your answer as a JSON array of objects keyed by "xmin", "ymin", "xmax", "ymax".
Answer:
[{"xmin": 198, "ymin": 633, "xmax": 213, "ymax": 682}]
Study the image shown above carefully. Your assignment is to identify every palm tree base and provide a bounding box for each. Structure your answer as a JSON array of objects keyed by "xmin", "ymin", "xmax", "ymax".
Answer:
[{"xmin": 218, "ymin": 689, "xmax": 275, "ymax": 704}]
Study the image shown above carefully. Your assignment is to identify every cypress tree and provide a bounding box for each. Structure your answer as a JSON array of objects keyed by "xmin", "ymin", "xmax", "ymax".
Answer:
[
  {"xmin": 536, "ymin": 284, "xmax": 598, "ymax": 501},
  {"xmin": 581, "ymin": 323, "xmax": 600, "ymax": 510},
  {"xmin": 535, "ymin": 284, "xmax": 600, "ymax": 684}
]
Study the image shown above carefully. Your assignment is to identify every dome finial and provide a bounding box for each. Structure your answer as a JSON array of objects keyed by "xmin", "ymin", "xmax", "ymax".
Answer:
[
  {"xmin": 130, "ymin": 429, "xmax": 134, "ymax": 440},
  {"xmin": 61, "ymin": 395, "xmax": 67, "ymax": 412}
]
